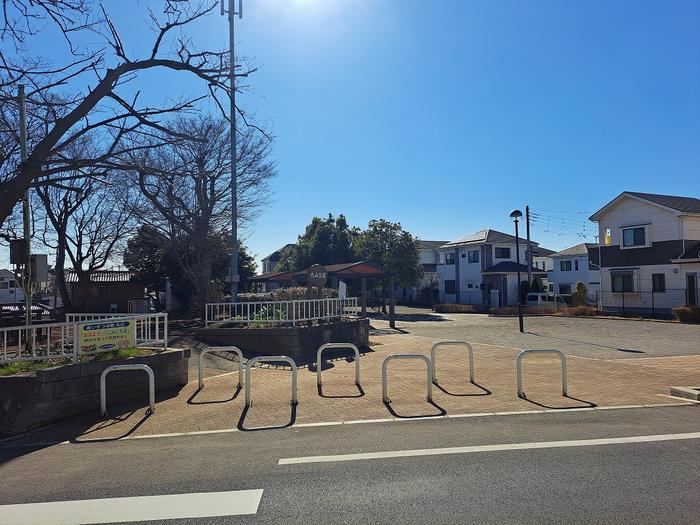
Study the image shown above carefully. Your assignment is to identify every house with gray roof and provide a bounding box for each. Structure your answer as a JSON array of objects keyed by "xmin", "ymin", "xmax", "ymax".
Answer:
[
  {"xmin": 436, "ymin": 229, "xmax": 551, "ymax": 307},
  {"xmin": 589, "ymin": 191, "xmax": 700, "ymax": 314},
  {"xmin": 546, "ymin": 243, "xmax": 600, "ymax": 299}
]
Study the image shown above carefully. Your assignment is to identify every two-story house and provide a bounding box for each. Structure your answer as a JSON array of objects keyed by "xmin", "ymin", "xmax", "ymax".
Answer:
[
  {"xmin": 547, "ymin": 243, "xmax": 600, "ymax": 299},
  {"xmin": 436, "ymin": 229, "xmax": 547, "ymax": 307},
  {"xmin": 393, "ymin": 240, "xmax": 448, "ymax": 303},
  {"xmin": 589, "ymin": 191, "xmax": 700, "ymax": 314},
  {"xmin": 261, "ymin": 244, "xmax": 295, "ymax": 274},
  {"xmin": 0, "ymin": 269, "xmax": 25, "ymax": 304}
]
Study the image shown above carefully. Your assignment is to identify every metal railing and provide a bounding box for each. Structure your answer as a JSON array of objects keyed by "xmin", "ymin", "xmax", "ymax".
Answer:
[
  {"xmin": 382, "ymin": 354, "xmax": 433, "ymax": 403},
  {"xmin": 594, "ymin": 289, "xmax": 694, "ymax": 317},
  {"xmin": 205, "ymin": 297, "xmax": 359, "ymax": 327},
  {"xmin": 1, "ymin": 321, "xmax": 74, "ymax": 363},
  {"xmin": 316, "ymin": 343, "xmax": 361, "ymax": 387},
  {"xmin": 245, "ymin": 356, "xmax": 298, "ymax": 407},
  {"xmin": 431, "ymin": 340, "xmax": 475, "ymax": 384},
  {"xmin": 516, "ymin": 349, "xmax": 567, "ymax": 398},
  {"xmin": 199, "ymin": 346, "xmax": 243, "ymax": 390},
  {"xmin": 100, "ymin": 364, "xmax": 155, "ymax": 417},
  {"xmin": 1, "ymin": 312, "xmax": 168, "ymax": 365}
]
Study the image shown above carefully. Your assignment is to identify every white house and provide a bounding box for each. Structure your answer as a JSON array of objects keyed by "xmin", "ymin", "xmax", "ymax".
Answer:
[
  {"xmin": 589, "ymin": 191, "xmax": 700, "ymax": 314},
  {"xmin": 436, "ymin": 229, "xmax": 548, "ymax": 307},
  {"xmin": 0, "ymin": 269, "xmax": 25, "ymax": 304},
  {"xmin": 547, "ymin": 243, "xmax": 600, "ymax": 299},
  {"xmin": 261, "ymin": 244, "xmax": 295, "ymax": 274}
]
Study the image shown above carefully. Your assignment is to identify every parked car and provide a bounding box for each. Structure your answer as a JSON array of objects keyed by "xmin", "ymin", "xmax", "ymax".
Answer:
[{"xmin": 525, "ymin": 293, "xmax": 572, "ymax": 309}]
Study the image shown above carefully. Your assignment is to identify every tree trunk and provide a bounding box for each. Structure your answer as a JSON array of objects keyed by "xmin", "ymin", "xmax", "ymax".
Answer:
[{"xmin": 54, "ymin": 235, "xmax": 72, "ymax": 310}]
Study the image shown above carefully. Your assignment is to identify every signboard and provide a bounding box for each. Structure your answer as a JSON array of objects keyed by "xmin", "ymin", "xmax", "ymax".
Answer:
[
  {"xmin": 307, "ymin": 264, "xmax": 328, "ymax": 287},
  {"xmin": 77, "ymin": 318, "xmax": 136, "ymax": 354}
]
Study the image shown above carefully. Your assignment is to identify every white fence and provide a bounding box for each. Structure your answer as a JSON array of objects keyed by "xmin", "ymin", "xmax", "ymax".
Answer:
[
  {"xmin": 1, "ymin": 312, "xmax": 168, "ymax": 365},
  {"xmin": 205, "ymin": 298, "xmax": 359, "ymax": 327}
]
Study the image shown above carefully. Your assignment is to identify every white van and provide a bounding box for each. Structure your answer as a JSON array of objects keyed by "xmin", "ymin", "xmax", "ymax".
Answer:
[{"xmin": 525, "ymin": 293, "xmax": 572, "ymax": 309}]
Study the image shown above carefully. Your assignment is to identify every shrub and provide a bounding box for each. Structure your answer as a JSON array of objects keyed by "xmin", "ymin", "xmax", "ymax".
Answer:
[
  {"xmin": 672, "ymin": 306, "xmax": 700, "ymax": 323},
  {"xmin": 435, "ymin": 303, "xmax": 490, "ymax": 314},
  {"xmin": 237, "ymin": 287, "xmax": 338, "ymax": 302},
  {"xmin": 553, "ymin": 305, "xmax": 597, "ymax": 317},
  {"xmin": 490, "ymin": 306, "xmax": 553, "ymax": 316},
  {"xmin": 572, "ymin": 282, "xmax": 587, "ymax": 306}
]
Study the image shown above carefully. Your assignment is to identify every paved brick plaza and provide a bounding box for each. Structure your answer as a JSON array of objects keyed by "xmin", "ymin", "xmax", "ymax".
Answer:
[{"xmin": 5, "ymin": 314, "xmax": 699, "ymax": 445}]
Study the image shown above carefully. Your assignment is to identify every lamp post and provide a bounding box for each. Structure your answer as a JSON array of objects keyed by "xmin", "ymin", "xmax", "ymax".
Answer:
[
  {"xmin": 510, "ymin": 209, "xmax": 524, "ymax": 333},
  {"xmin": 222, "ymin": 0, "xmax": 242, "ymax": 301}
]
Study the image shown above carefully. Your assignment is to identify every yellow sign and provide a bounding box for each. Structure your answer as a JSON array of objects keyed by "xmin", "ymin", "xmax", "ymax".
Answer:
[{"xmin": 77, "ymin": 318, "xmax": 135, "ymax": 354}]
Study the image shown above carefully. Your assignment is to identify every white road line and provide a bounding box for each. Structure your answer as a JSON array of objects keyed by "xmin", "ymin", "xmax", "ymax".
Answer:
[
  {"xmin": 278, "ymin": 432, "xmax": 700, "ymax": 465},
  {"xmin": 1, "ymin": 489, "xmax": 264, "ymax": 525}
]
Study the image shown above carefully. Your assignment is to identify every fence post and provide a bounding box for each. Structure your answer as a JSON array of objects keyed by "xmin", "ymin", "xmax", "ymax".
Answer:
[
  {"xmin": 651, "ymin": 291, "xmax": 655, "ymax": 318},
  {"xmin": 163, "ymin": 313, "xmax": 168, "ymax": 351},
  {"xmin": 72, "ymin": 320, "xmax": 79, "ymax": 364},
  {"xmin": 622, "ymin": 291, "xmax": 625, "ymax": 316}
]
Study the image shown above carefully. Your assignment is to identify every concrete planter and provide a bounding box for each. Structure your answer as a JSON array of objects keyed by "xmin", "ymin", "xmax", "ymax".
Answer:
[
  {"xmin": 0, "ymin": 349, "xmax": 190, "ymax": 435},
  {"xmin": 196, "ymin": 319, "xmax": 370, "ymax": 362}
]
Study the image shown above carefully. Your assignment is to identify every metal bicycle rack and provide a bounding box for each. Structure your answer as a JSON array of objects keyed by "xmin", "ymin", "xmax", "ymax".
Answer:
[
  {"xmin": 516, "ymin": 349, "xmax": 568, "ymax": 398},
  {"xmin": 100, "ymin": 364, "xmax": 155, "ymax": 417},
  {"xmin": 316, "ymin": 343, "xmax": 361, "ymax": 387},
  {"xmin": 199, "ymin": 346, "xmax": 243, "ymax": 390},
  {"xmin": 245, "ymin": 356, "xmax": 298, "ymax": 407},
  {"xmin": 431, "ymin": 340, "xmax": 475, "ymax": 384},
  {"xmin": 382, "ymin": 354, "xmax": 433, "ymax": 403}
]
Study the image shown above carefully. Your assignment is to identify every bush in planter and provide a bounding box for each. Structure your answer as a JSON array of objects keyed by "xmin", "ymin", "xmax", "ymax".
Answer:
[
  {"xmin": 237, "ymin": 287, "xmax": 338, "ymax": 302},
  {"xmin": 673, "ymin": 306, "xmax": 700, "ymax": 323}
]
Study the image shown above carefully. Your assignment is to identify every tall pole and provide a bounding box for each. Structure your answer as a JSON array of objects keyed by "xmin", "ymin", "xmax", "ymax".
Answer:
[
  {"xmin": 225, "ymin": 0, "xmax": 242, "ymax": 301},
  {"xmin": 514, "ymin": 219, "xmax": 524, "ymax": 333},
  {"xmin": 525, "ymin": 205, "xmax": 532, "ymax": 286},
  {"xmin": 18, "ymin": 84, "xmax": 32, "ymax": 326}
]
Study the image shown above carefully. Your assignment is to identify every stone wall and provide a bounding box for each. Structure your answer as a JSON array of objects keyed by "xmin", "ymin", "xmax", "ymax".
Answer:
[
  {"xmin": 197, "ymin": 319, "xmax": 370, "ymax": 362},
  {"xmin": 0, "ymin": 349, "xmax": 189, "ymax": 435}
]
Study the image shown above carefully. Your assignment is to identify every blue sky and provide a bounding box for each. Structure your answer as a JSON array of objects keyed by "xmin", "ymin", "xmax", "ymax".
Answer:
[{"xmin": 2, "ymin": 0, "xmax": 700, "ymax": 268}]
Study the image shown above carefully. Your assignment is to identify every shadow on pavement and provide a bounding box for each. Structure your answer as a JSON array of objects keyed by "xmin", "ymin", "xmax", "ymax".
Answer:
[
  {"xmin": 187, "ymin": 384, "xmax": 242, "ymax": 405},
  {"xmin": 383, "ymin": 399, "xmax": 447, "ymax": 419},
  {"xmin": 527, "ymin": 331, "xmax": 645, "ymax": 354},
  {"xmin": 317, "ymin": 383, "xmax": 365, "ymax": 399},
  {"xmin": 518, "ymin": 394, "xmax": 597, "ymax": 410},
  {"xmin": 71, "ymin": 411, "xmax": 153, "ymax": 443},
  {"xmin": 434, "ymin": 381, "xmax": 492, "ymax": 397},
  {"xmin": 237, "ymin": 404, "xmax": 297, "ymax": 432}
]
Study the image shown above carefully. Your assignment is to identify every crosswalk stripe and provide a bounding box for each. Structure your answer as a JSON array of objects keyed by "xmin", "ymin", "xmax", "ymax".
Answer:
[
  {"xmin": 1, "ymin": 489, "xmax": 264, "ymax": 524},
  {"xmin": 278, "ymin": 432, "xmax": 700, "ymax": 465}
]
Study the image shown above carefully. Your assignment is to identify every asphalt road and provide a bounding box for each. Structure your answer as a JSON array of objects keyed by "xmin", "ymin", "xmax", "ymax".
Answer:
[{"xmin": 1, "ymin": 405, "xmax": 699, "ymax": 524}]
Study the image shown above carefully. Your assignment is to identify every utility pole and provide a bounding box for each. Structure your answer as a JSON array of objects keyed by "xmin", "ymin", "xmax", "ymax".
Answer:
[
  {"xmin": 525, "ymin": 205, "xmax": 532, "ymax": 287},
  {"xmin": 223, "ymin": 0, "xmax": 242, "ymax": 301},
  {"xmin": 18, "ymin": 84, "xmax": 32, "ymax": 326}
]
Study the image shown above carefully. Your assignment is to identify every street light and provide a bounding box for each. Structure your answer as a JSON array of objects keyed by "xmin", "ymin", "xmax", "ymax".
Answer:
[{"xmin": 510, "ymin": 209, "xmax": 524, "ymax": 333}]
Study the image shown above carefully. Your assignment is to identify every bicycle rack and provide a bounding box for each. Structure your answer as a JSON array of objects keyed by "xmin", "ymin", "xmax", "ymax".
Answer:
[
  {"xmin": 199, "ymin": 346, "xmax": 243, "ymax": 390},
  {"xmin": 100, "ymin": 364, "xmax": 155, "ymax": 417},
  {"xmin": 382, "ymin": 354, "xmax": 433, "ymax": 403},
  {"xmin": 516, "ymin": 349, "xmax": 568, "ymax": 398},
  {"xmin": 245, "ymin": 356, "xmax": 298, "ymax": 407},
  {"xmin": 316, "ymin": 343, "xmax": 361, "ymax": 387},
  {"xmin": 431, "ymin": 340, "xmax": 475, "ymax": 384}
]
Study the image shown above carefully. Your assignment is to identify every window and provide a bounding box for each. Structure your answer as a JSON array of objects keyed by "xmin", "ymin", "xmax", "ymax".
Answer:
[
  {"xmin": 0, "ymin": 281, "xmax": 7, "ymax": 290},
  {"xmin": 652, "ymin": 273, "xmax": 666, "ymax": 293},
  {"xmin": 445, "ymin": 252, "xmax": 455, "ymax": 265},
  {"xmin": 559, "ymin": 284, "xmax": 572, "ymax": 294},
  {"xmin": 467, "ymin": 250, "xmax": 479, "ymax": 263},
  {"xmin": 560, "ymin": 260, "xmax": 572, "ymax": 271},
  {"xmin": 611, "ymin": 272, "xmax": 634, "ymax": 292},
  {"xmin": 467, "ymin": 281, "xmax": 474, "ymax": 289},
  {"xmin": 444, "ymin": 280, "xmax": 456, "ymax": 294},
  {"xmin": 548, "ymin": 283, "xmax": 554, "ymax": 292},
  {"xmin": 622, "ymin": 227, "xmax": 646, "ymax": 247},
  {"xmin": 574, "ymin": 260, "xmax": 579, "ymax": 271},
  {"xmin": 494, "ymin": 247, "xmax": 510, "ymax": 259},
  {"xmin": 604, "ymin": 227, "xmax": 612, "ymax": 246}
]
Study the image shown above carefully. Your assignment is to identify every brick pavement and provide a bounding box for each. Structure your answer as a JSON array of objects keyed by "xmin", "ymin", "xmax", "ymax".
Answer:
[{"xmin": 4, "ymin": 330, "xmax": 699, "ymax": 445}]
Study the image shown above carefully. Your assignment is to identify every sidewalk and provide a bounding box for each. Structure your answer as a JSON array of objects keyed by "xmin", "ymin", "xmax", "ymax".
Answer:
[{"xmin": 4, "ymin": 330, "xmax": 699, "ymax": 445}]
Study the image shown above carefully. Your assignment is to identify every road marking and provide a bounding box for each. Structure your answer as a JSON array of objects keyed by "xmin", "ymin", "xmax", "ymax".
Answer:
[
  {"xmin": 1, "ymin": 489, "xmax": 264, "ymax": 525},
  {"xmin": 278, "ymin": 432, "xmax": 700, "ymax": 465}
]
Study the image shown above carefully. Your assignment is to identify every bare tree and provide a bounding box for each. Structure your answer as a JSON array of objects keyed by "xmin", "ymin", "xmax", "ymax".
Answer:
[
  {"xmin": 131, "ymin": 115, "xmax": 275, "ymax": 315},
  {"xmin": 0, "ymin": 0, "xmax": 255, "ymax": 228}
]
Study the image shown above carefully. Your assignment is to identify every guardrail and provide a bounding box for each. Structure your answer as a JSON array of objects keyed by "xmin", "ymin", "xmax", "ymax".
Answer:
[
  {"xmin": 199, "ymin": 346, "xmax": 243, "ymax": 390},
  {"xmin": 316, "ymin": 343, "xmax": 361, "ymax": 387},
  {"xmin": 205, "ymin": 298, "xmax": 359, "ymax": 327},
  {"xmin": 100, "ymin": 364, "xmax": 155, "ymax": 417},
  {"xmin": 431, "ymin": 340, "xmax": 475, "ymax": 384},
  {"xmin": 245, "ymin": 356, "xmax": 298, "ymax": 407},
  {"xmin": 516, "ymin": 349, "xmax": 568, "ymax": 398},
  {"xmin": 382, "ymin": 354, "xmax": 433, "ymax": 403}
]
